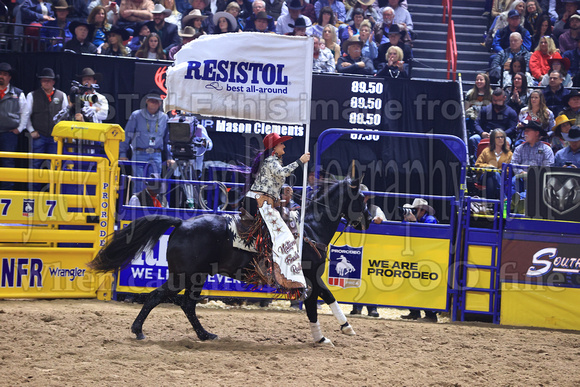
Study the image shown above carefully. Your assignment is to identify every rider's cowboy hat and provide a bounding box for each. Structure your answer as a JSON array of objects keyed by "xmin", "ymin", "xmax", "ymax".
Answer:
[
  {"xmin": 404, "ymin": 198, "xmax": 435, "ymax": 215},
  {"xmin": 263, "ymin": 133, "xmax": 291, "ymax": 150}
]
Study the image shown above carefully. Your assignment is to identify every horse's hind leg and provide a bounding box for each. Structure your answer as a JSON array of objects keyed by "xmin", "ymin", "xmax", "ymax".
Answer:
[
  {"xmin": 318, "ymin": 282, "xmax": 356, "ymax": 336},
  {"xmin": 131, "ymin": 282, "xmax": 179, "ymax": 340},
  {"xmin": 304, "ymin": 288, "xmax": 333, "ymax": 346},
  {"xmin": 181, "ymin": 289, "xmax": 218, "ymax": 341}
]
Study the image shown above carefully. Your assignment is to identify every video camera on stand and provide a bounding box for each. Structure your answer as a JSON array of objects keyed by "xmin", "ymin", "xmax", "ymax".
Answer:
[{"xmin": 168, "ymin": 115, "xmax": 208, "ymax": 161}]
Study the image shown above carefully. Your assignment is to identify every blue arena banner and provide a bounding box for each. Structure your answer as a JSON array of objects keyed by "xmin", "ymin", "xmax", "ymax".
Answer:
[{"xmin": 328, "ymin": 244, "xmax": 363, "ymax": 288}]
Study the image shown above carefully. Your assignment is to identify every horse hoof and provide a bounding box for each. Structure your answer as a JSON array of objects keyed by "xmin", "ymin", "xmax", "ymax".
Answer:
[
  {"xmin": 200, "ymin": 333, "xmax": 218, "ymax": 341},
  {"xmin": 315, "ymin": 337, "xmax": 334, "ymax": 347},
  {"xmin": 340, "ymin": 323, "xmax": 356, "ymax": 336},
  {"xmin": 135, "ymin": 332, "xmax": 146, "ymax": 340}
]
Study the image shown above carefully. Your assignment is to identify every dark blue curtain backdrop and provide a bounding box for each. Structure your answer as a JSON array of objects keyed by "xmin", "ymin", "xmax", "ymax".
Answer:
[{"xmin": 2, "ymin": 52, "xmax": 465, "ymax": 213}]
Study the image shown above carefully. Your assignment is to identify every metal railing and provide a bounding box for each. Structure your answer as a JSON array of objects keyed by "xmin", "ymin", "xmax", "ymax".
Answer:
[
  {"xmin": 0, "ymin": 21, "xmax": 65, "ymax": 53},
  {"xmin": 442, "ymin": 0, "xmax": 457, "ymax": 81}
]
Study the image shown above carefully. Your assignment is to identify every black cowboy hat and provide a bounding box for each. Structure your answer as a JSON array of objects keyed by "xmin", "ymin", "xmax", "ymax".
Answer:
[
  {"xmin": 76, "ymin": 67, "xmax": 102, "ymax": 82},
  {"xmin": 288, "ymin": 0, "xmax": 304, "ymax": 10},
  {"xmin": 105, "ymin": 26, "xmax": 130, "ymax": 41},
  {"xmin": 53, "ymin": 0, "xmax": 72, "ymax": 10},
  {"xmin": 68, "ymin": 20, "xmax": 95, "ymax": 37},
  {"xmin": 0, "ymin": 62, "xmax": 15, "ymax": 74},
  {"xmin": 563, "ymin": 89, "xmax": 580, "ymax": 105},
  {"xmin": 255, "ymin": 11, "xmax": 269, "ymax": 20},
  {"xmin": 144, "ymin": 89, "xmax": 163, "ymax": 101},
  {"xmin": 289, "ymin": 16, "xmax": 307, "ymax": 28},
  {"xmin": 563, "ymin": 126, "xmax": 580, "ymax": 142},
  {"xmin": 37, "ymin": 67, "xmax": 58, "ymax": 80},
  {"xmin": 520, "ymin": 119, "xmax": 546, "ymax": 136}
]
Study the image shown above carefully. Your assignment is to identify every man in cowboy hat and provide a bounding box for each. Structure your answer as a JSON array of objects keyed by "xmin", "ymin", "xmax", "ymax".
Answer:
[
  {"xmin": 25, "ymin": 68, "xmax": 67, "ymax": 173},
  {"xmin": 0, "ymin": 63, "xmax": 29, "ymax": 190},
  {"xmin": 375, "ymin": 23, "xmax": 412, "ymax": 70},
  {"xmin": 72, "ymin": 67, "xmax": 108, "ymax": 123},
  {"xmin": 64, "ymin": 20, "xmax": 97, "ymax": 53},
  {"xmin": 244, "ymin": 10, "xmax": 272, "ymax": 32},
  {"xmin": 337, "ymin": 35, "xmax": 375, "ymax": 75},
  {"xmin": 512, "ymin": 120, "xmax": 554, "ymax": 177},
  {"xmin": 120, "ymin": 90, "xmax": 170, "ymax": 194},
  {"xmin": 168, "ymin": 26, "xmax": 199, "ymax": 59},
  {"xmin": 555, "ymin": 125, "xmax": 580, "ymax": 167},
  {"xmin": 148, "ymin": 3, "xmax": 180, "ymax": 51},
  {"xmin": 560, "ymin": 89, "xmax": 580, "ymax": 126},
  {"xmin": 40, "ymin": 0, "xmax": 73, "ymax": 51},
  {"xmin": 244, "ymin": 0, "xmax": 275, "ymax": 32},
  {"xmin": 276, "ymin": 0, "xmax": 312, "ymax": 34},
  {"xmin": 285, "ymin": 16, "xmax": 307, "ymax": 36}
]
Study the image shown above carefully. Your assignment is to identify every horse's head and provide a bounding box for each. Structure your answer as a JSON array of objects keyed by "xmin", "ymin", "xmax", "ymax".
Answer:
[{"xmin": 343, "ymin": 177, "xmax": 372, "ymax": 231}]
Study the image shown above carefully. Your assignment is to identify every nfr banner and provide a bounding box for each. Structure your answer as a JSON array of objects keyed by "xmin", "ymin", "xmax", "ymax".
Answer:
[{"xmin": 165, "ymin": 33, "xmax": 313, "ymax": 125}]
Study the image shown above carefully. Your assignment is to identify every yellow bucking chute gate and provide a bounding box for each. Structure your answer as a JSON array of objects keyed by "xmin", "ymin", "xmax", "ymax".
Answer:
[{"xmin": 0, "ymin": 122, "xmax": 124, "ymax": 300}]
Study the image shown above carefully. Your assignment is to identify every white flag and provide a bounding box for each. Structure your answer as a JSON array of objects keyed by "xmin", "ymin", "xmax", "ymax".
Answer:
[{"xmin": 165, "ymin": 33, "xmax": 313, "ymax": 125}]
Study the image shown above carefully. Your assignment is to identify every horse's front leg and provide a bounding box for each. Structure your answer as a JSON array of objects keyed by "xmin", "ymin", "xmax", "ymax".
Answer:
[
  {"xmin": 304, "ymin": 287, "xmax": 334, "ymax": 346},
  {"xmin": 318, "ymin": 282, "xmax": 356, "ymax": 336}
]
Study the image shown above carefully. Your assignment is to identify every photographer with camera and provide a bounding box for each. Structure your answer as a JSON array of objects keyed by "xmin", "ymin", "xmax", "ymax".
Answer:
[
  {"xmin": 400, "ymin": 197, "xmax": 439, "ymax": 322},
  {"xmin": 120, "ymin": 90, "xmax": 170, "ymax": 194},
  {"xmin": 55, "ymin": 68, "xmax": 109, "ymax": 124}
]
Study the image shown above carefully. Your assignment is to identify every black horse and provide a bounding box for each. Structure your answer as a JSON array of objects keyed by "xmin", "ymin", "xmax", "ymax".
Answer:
[{"xmin": 88, "ymin": 177, "xmax": 371, "ymax": 346}]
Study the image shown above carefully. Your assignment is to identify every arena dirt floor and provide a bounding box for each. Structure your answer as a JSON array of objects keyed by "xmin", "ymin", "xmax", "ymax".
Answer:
[{"xmin": 1, "ymin": 298, "xmax": 579, "ymax": 386}]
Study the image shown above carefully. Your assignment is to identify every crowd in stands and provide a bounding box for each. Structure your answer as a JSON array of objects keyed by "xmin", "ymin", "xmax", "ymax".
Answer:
[{"xmin": 2, "ymin": 0, "xmax": 415, "ymax": 75}]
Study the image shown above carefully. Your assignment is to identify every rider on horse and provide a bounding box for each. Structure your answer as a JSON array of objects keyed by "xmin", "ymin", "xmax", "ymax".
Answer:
[{"xmin": 242, "ymin": 133, "xmax": 310, "ymax": 299}]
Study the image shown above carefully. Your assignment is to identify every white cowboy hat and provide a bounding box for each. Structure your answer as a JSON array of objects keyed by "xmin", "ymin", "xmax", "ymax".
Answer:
[
  {"xmin": 151, "ymin": 3, "xmax": 172, "ymax": 16},
  {"xmin": 403, "ymin": 198, "xmax": 435, "ymax": 215}
]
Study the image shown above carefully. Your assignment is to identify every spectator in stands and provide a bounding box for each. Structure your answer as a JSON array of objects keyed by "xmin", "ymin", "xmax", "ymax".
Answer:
[
  {"xmin": 345, "ymin": 0, "xmax": 380, "ymax": 25},
  {"xmin": 99, "ymin": 26, "xmax": 130, "ymax": 55},
  {"xmin": 358, "ymin": 20, "xmax": 377, "ymax": 61},
  {"xmin": 503, "ymin": 55, "xmax": 534, "ymax": 87},
  {"xmin": 471, "ymin": 88, "xmax": 518, "ymax": 158},
  {"xmin": 553, "ymin": 0, "xmax": 579, "ymax": 39},
  {"xmin": 493, "ymin": 0, "xmax": 525, "ymax": 35},
  {"xmin": 230, "ymin": 0, "xmax": 251, "ymax": 23},
  {"xmin": 277, "ymin": 0, "xmax": 311, "ymax": 35},
  {"xmin": 388, "ymin": 0, "xmax": 412, "ymax": 32},
  {"xmin": 264, "ymin": 0, "xmax": 284, "ymax": 21},
  {"xmin": 559, "ymin": 13, "xmax": 580, "ymax": 52},
  {"xmin": 64, "ymin": 20, "xmax": 98, "ymax": 53},
  {"xmin": 181, "ymin": 9, "xmax": 207, "ymax": 34},
  {"xmin": 88, "ymin": 5, "xmax": 110, "ymax": 47},
  {"xmin": 244, "ymin": 11, "xmax": 272, "ymax": 32},
  {"xmin": 134, "ymin": 32, "xmax": 166, "ymax": 59},
  {"xmin": 511, "ymin": 120, "xmax": 554, "ymax": 197},
  {"xmin": 517, "ymin": 90, "xmax": 555, "ymax": 144},
  {"xmin": 24, "ymin": 68, "xmax": 67, "ymax": 180},
  {"xmin": 505, "ymin": 72, "xmax": 530, "ymax": 113},
  {"xmin": 465, "ymin": 73, "xmax": 493, "ymax": 133},
  {"xmin": 120, "ymin": 90, "xmax": 170, "ymax": 194},
  {"xmin": 286, "ymin": 16, "xmax": 307, "ymax": 36},
  {"xmin": 117, "ymin": 0, "xmax": 155, "ymax": 31},
  {"xmin": 40, "ymin": 0, "xmax": 73, "ymax": 51},
  {"xmin": 554, "ymin": 126, "xmax": 580, "ymax": 167},
  {"xmin": 128, "ymin": 173, "xmax": 168, "ymax": 207},
  {"xmin": 244, "ymin": 0, "xmax": 275, "ymax": 32},
  {"xmin": 322, "ymin": 24, "xmax": 341, "ymax": 63},
  {"xmin": 128, "ymin": 21, "xmax": 150, "ymax": 51},
  {"xmin": 490, "ymin": 32, "xmax": 531, "ymax": 83},
  {"xmin": 560, "ymin": 89, "xmax": 580, "ymax": 125},
  {"xmin": 475, "ymin": 128, "xmax": 513, "ymax": 199},
  {"xmin": 376, "ymin": 45, "xmax": 407, "ymax": 78},
  {"xmin": 313, "ymin": 35, "xmax": 336, "ymax": 73},
  {"xmin": 279, "ymin": 0, "xmax": 316, "ymax": 24},
  {"xmin": 21, "ymin": 0, "xmax": 54, "ymax": 25},
  {"xmin": 550, "ymin": 114, "xmax": 574, "ymax": 152},
  {"xmin": 523, "ymin": 0, "xmax": 542, "ymax": 35},
  {"xmin": 529, "ymin": 36, "xmax": 557, "ymax": 83},
  {"xmin": 542, "ymin": 69, "xmax": 570, "ymax": 116},
  {"xmin": 148, "ymin": 4, "xmax": 180, "ymax": 52},
  {"xmin": 306, "ymin": 6, "xmax": 335, "ymax": 38},
  {"xmin": 73, "ymin": 67, "xmax": 108, "ymax": 123},
  {"xmin": 168, "ymin": 26, "xmax": 198, "ymax": 59},
  {"xmin": 540, "ymin": 53, "xmax": 572, "ymax": 87},
  {"xmin": 492, "ymin": 9, "xmax": 532, "ymax": 53},
  {"xmin": 314, "ymin": 0, "xmax": 346, "ymax": 23},
  {"xmin": 375, "ymin": 23, "xmax": 412, "ymax": 71},
  {"xmin": 225, "ymin": 1, "xmax": 243, "ymax": 30},
  {"xmin": 212, "ymin": 10, "xmax": 237, "ymax": 33},
  {"xmin": 338, "ymin": 7, "xmax": 364, "ymax": 42},
  {"xmin": 163, "ymin": 0, "xmax": 182, "ymax": 28},
  {"xmin": 530, "ymin": 14, "xmax": 553, "ymax": 51},
  {"xmin": 88, "ymin": 0, "xmax": 119, "ymax": 25},
  {"xmin": 337, "ymin": 35, "xmax": 375, "ymax": 75},
  {"xmin": 374, "ymin": 6, "xmax": 395, "ymax": 44},
  {"xmin": 0, "ymin": 63, "xmax": 28, "ymax": 191},
  {"xmin": 492, "ymin": 0, "xmax": 515, "ymax": 18}
]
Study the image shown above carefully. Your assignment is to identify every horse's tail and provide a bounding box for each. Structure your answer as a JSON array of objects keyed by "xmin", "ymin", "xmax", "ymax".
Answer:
[{"xmin": 87, "ymin": 215, "xmax": 183, "ymax": 273}]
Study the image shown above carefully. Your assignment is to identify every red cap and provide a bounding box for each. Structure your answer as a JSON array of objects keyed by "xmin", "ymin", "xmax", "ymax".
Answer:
[{"xmin": 263, "ymin": 133, "xmax": 292, "ymax": 150}]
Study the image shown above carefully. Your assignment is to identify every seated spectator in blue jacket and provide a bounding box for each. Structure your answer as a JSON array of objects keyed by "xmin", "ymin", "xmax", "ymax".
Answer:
[
  {"xmin": 337, "ymin": 36, "xmax": 375, "ymax": 75},
  {"xmin": 40, "ymin": 0, "xmax": 72, "ymax": 51},
  {"xmin": 21, "ymin": 0, "xmax": 54, "ymax": 24},
  {"xmin": 490, "ymin": 31, "xmax": 531, "ymax": 83},
  {"xmin": 471, "ymin": 88, "xmax": 518, "ymax": 158},
  {"xmin": 554, "ymin": 126, "xmax": 580, "ymax": 167},
  {"xmin": 542, "ymin": 69, "xmax": 570, "ymax": 116},
  {"xmin": 244, "ymin": 11, "xmax": 273, "ymax": 32},
  {"xmin": 338, "ymin": 7, "xmax": 364, "ymax": 43},
  {"xmin": 148, "ymin": 4, "xmax": 181, "ymax": 52},
  {"xmin": 244, "ymin": 0, "xmax": 275, "ymax": 32},
  {"xmin": 64, "ymin": 20, "xmax": 98, "ymax": 53},
  {"xmin": 492, "ymin": 9, "xmax": 532, "ymax": 53}
]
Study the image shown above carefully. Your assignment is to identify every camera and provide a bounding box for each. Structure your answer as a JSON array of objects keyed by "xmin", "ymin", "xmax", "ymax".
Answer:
[
  {"xmin": 398, "ymin": 207, "xmax": 417, "ymax": 218},
  {"xmin": 168, "ymin": 115, "xmax": 207, "ymax": 160},
  {"xmin": 79, "ymin": 94, "xmax": 98, "ymax": 103}
]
